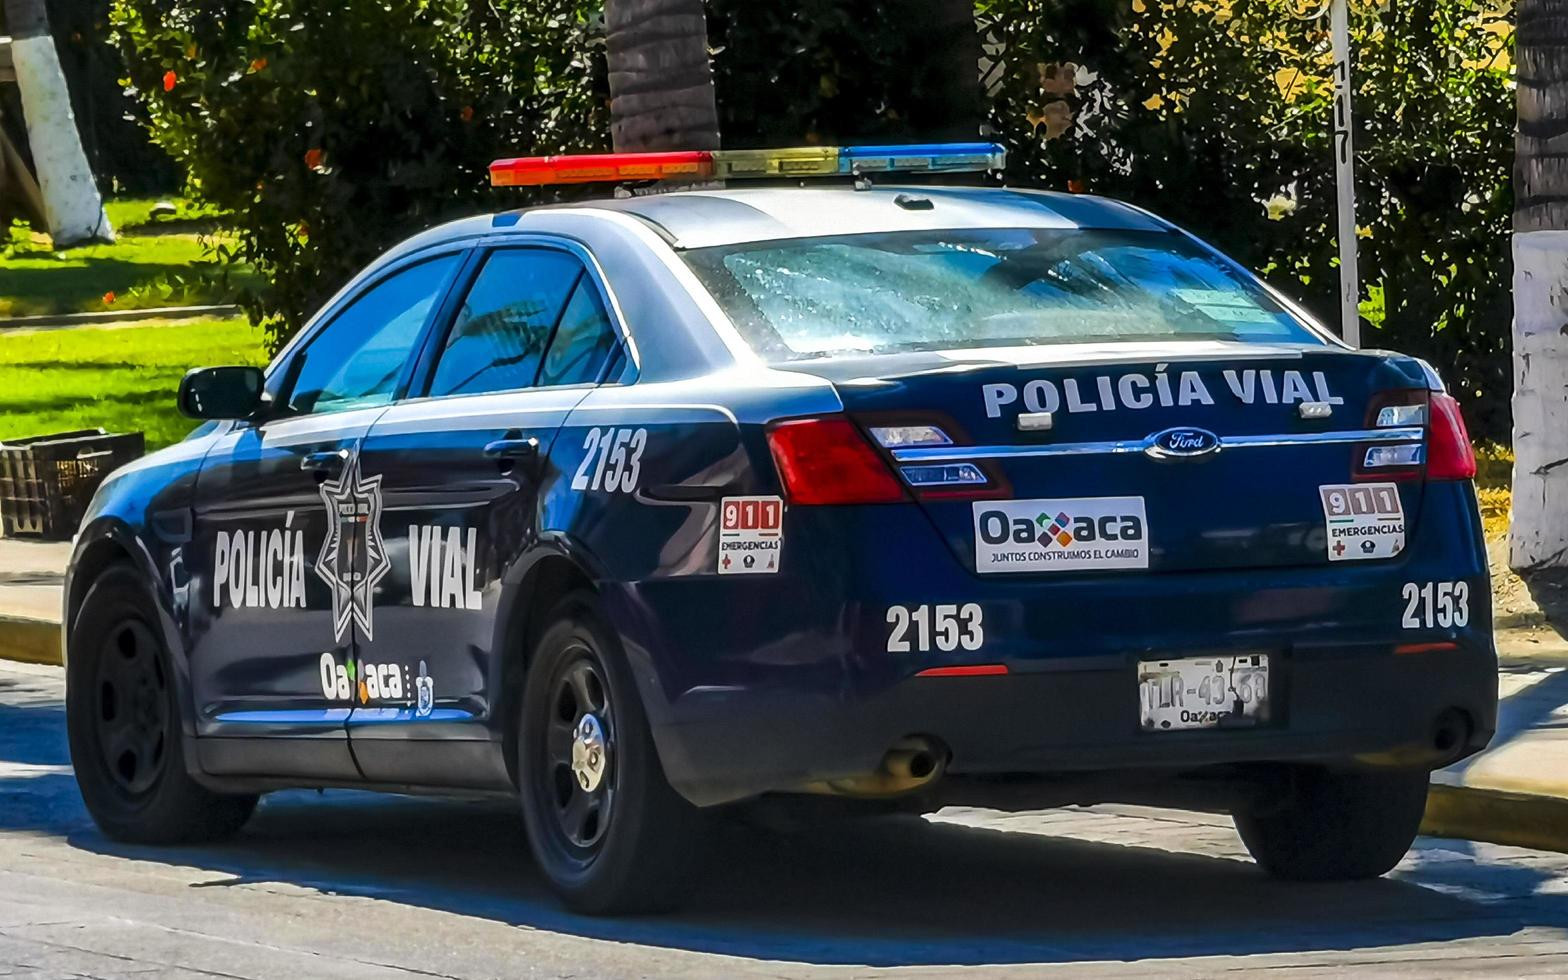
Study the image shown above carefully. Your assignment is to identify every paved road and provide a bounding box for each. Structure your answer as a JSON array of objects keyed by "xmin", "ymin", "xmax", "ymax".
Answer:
[{"xmin": 3, "ymin": 662, "xmax": 1568, "ymax": 978}]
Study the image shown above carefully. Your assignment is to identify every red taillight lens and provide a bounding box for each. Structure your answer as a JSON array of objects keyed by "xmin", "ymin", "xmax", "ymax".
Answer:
[
  {"xmin": 766, "ymin": 417, "xmax": 906, "ymax": 505},
  {"xmin": 1427, "ymin": 392, "xmax": 1477, "ymax": 480}
]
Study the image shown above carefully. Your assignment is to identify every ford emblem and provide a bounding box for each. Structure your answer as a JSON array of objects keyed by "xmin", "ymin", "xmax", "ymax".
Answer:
[{"xmin": 1147, "ymin": 426, "xmax": 1222, "ymax": 460}]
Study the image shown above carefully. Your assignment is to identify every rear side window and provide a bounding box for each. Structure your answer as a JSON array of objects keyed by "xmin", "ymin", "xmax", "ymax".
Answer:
[
  {"xmin": 285, "ymin": 255, "xmax": 459, "ymax": 415},
  {"xmin": 681, "ymin": 228, "xmax": 1319, "ymax": 360},
  {"xmin": 428, "ymin": 249, "xmax": 582, "ymax": 397},
  {"xmin": 537, "ymin": 279, "xmax": 619, "ymax": 387}
]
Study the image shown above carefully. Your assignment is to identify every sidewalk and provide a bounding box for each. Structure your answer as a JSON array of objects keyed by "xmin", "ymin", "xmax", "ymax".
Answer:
[
  {"xmin": 1422, "ymin": 539, "xmax": 1568, "ymax": 850},
  {"xmin": 1425, "ymin": 661, "xmax": 1568, "ymax": 851},
  {"xmin": 2, "ymin": 534, "xmax": 1566, "ymax": 851},
  {"xmin": 0, "ymin": 538, "xmax": 68, "ymax": 665}
]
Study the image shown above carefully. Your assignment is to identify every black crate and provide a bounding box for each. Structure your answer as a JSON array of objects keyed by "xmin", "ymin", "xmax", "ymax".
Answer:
[{"xmin": 0, "ymin": 430, "xmax": 145, "ymax": 539}]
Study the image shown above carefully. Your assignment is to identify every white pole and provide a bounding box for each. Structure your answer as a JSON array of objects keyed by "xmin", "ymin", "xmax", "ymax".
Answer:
[{"xmin": 1329, "ymin": 0, "xmax": 1358, "ymax": 346}]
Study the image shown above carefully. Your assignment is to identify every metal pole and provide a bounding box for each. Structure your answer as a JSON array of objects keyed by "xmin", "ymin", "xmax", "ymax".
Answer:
[{"xmin": 1329, "ymin": 0, "xmax": 1359, "ymax": 346}]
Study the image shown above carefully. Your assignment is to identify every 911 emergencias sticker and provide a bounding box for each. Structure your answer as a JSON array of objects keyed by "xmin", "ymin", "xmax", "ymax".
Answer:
[
  {"xmin": 1320, "ymin": 483, "xmax": 1405, "ymax": 561},
  {"xmin": 717, "ymin": 496, "xmax": 783, "ymax": 575}
]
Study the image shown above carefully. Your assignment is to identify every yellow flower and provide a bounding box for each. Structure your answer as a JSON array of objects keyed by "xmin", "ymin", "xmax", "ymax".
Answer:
[{"xmin": 1264, "ymin": 193, "xmax": 1298, "ymax": 221}]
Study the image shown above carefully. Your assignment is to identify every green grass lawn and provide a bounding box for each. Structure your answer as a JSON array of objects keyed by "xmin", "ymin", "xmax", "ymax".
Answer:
[
  {"xmin": 1, "ymin": 197, "xmax": 259, "ymax": 318},
  {"xmin": 0, "ymin": 318, "xmax": 268, "ymax": 450},
  {"xmin": 103, "ymin": 196, "xmax": 227, "ymax": 231}
]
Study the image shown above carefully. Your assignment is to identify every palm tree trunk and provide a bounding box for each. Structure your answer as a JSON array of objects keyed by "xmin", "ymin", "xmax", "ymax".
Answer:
[
  {"xmin": 895, "ymin": 0, "xmax": 982, "ymax": 141},
  {"xmin": 604, "ymin": 0, "xmax": 720, "ymax": 152},
  {"xmin": 1513, "ymin": 0, "xmax": 1568, "ymax": 568},
  {"xmin": 2, "ymin": 0, "xmax": 112, "ymax": 246}
]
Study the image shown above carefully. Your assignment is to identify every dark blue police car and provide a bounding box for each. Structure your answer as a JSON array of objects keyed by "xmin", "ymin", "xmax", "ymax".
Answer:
[{"xmin": 63, "ymin": 143, "xmax": 1496, "ymax": 913}]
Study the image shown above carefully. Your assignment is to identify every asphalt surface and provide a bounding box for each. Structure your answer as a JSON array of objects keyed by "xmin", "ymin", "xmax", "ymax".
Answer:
[{"xmin": 3, "ymin": 662, "xmax": 1568, "ymax": 978}]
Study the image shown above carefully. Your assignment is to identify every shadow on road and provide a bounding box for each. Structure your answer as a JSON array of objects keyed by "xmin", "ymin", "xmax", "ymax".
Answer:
[{"xmin": 2, "ymin": 692, "xmax": 1565, "ymax": 967}]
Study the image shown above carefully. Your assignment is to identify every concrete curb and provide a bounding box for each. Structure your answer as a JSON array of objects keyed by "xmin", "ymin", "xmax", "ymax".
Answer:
[
  {"xmin": 0, "ymin": 615, "xmax": 61, "ymax": 667},
  {"xmin": 0, "ymin": 305, "xmax": 241, "ymax": 331},
  {"xmin": 1422, "ymin": 782, "xmax": 1568, "ymax": 854}
]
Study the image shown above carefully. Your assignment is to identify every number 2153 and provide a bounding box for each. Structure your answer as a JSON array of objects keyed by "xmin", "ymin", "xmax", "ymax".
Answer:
[
  {"xmin": 1401, "ymin": 581, "xmax": 1469, "ymax": 629},
  {"xmin": 887, "ymin": 604, "xmax": 983, "ymax": 652}
]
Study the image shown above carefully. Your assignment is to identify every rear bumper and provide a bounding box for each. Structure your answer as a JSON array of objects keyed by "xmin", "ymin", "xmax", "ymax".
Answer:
[
  {"xmin": 651, "ymin": 641, "xmax": 1496, "ymax": 806},
  {"xmin": 604, "ymin": 480, "xmax": 1496, "ymax": 807}
]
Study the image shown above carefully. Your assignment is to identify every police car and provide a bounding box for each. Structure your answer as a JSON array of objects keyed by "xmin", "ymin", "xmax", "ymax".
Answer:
[{"xmin": 63, "ymin": 143, "xmax": 1495, "ymax": 913}]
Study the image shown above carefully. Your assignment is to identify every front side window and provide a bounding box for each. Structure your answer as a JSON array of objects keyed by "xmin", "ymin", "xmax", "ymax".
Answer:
[
  {"xmin": 427, "ymin": 249, "xmax": 582, "ymax": 398},
  {"xmin": 285, "ymin": 255, "xmax": 460, "ymax": 415},
  {"xmin": 681, "ymin": 228, "xmax": 1319, "ymax": 361}
]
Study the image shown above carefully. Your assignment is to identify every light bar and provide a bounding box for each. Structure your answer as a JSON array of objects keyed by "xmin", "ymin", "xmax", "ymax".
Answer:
[{"xmin": 488, "ymin": 142, "xmax": 1006, "ymax": 187}]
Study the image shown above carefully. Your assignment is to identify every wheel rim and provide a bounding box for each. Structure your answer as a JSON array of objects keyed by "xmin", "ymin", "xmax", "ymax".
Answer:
[
  {"xmin": 540, "ymin": 649, "xmax": 616, "ymax": 854},
  {"xmin": 92, "ymin": 618, "xmax": 168, "ymax": 797}
]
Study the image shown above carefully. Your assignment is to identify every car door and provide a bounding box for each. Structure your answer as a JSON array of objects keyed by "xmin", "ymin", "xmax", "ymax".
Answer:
[
  {"xmin": 187, "ymin": 252, "xmax": 464, "ymax": 780},
  {"xmin": 348, "ymin": 244, "xmax": 629, "ymax": 787}
]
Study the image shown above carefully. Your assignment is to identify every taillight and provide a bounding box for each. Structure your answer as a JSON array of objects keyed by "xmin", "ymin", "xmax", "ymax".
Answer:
[
  {"xmin": 1427, "ymin": 391, "xmax": 1477, "ymax": 480},
  {"xmin": 1356, "ymin": 389, "xmax": 1428, "ymax": 481},
  {"xmin": 766, "ymin": 417, "xmax": 906, "ymax": 505},
  {"xmin": 859, "ymin": 415, "xmax": 1009, "ymax": 500}
]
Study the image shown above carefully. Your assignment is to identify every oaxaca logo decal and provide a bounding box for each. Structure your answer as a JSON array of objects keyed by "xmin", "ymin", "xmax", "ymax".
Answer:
[
  {"xmin": 973, "ymin": 497, "xmax": 1148, "ymax": 573},
  {"xmin": 319, "ymin": 652, "xmax": 434, "ymax": 716},
  {"xmin": 316, "ymin": 456, "xmax": 390, "ymax": 642}
]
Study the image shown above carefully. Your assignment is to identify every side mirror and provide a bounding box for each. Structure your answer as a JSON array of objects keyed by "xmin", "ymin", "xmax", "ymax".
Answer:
[{"xmin": 178, "ymin": 366, "xmax": 265, "ymax": 420}]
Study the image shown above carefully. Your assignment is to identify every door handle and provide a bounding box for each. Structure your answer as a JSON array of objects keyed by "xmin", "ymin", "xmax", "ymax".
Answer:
[
  {"xmin": 483, "ymin": 437, "xmax": 540, "ymax": 460},
  {"xmin": 300, "ymin": 449, "xmax": 349, "ymax": 474}
]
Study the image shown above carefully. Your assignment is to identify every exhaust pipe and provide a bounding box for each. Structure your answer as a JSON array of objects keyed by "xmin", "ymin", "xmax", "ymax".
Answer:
[
  {"xmin": 801, "ymin": 736, "xmax": 946, "ymax": 798},
  {"xmin": 1354, "ymin": 708, "xmax": 1476, "ymax": 768},
  {"xmin": 885, "ymin": 744, "xmax": 939, "ymax": 781}
]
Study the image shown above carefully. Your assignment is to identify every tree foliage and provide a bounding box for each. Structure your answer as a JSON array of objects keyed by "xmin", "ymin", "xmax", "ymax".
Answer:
[
  {"xmin": 110, "ymin": 0, "xmax": 607, "ymax": 350},
  {"xmin": 981, "ymin": 0, "xmax": 1514, "ymax": 437}
]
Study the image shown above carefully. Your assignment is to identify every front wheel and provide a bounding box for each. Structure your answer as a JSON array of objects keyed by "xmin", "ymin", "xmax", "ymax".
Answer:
[
  {"xmin": 66, "ymin": 566, "xmax": 258, "ymax": 843},
  {"xmin": 1234, "ymin": 767, "xmax": 1429, "ymax": 881},
  {"xmin": 517, "ymin": 592, "xmax": 704, "ymax": 913}
]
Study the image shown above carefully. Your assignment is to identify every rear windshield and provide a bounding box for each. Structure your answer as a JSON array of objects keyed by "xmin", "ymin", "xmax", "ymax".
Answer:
[{"xmin": 681, "ymin": 228, "xmax": 1320, "ymax": 360}]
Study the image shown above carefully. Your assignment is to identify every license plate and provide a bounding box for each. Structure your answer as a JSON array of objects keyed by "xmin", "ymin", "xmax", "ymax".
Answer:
[{"xmin": 1137, "ymin": 654, "xmax": 1270, "ymax": 732}]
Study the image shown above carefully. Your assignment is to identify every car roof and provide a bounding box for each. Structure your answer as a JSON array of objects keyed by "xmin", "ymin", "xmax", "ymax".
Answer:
[
  {"xmin": 380, "ymin": 184, "xmax": 1173, "ymax": 268},
  {"xmin": 576, "ymin": 185, "xmax": 1170, "ymax": 249}
]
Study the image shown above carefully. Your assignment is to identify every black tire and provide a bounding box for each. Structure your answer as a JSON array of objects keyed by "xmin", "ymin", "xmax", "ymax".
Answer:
[
  {"xmin": 1234, "ymin": 767, "xmax": 1429, "ymax": 881},
  {"xmin": 66, "ymin": 565, "xmax": 258, "ymax": 844},
  {"xmin": 516, "ymin": 591, "xmax": 704, "ymax": 914}
]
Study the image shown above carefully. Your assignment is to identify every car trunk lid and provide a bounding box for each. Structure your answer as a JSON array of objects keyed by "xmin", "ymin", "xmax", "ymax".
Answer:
[{"xmin": 804, "ymin": 342, "xmax": 1432, "ymax": 574}]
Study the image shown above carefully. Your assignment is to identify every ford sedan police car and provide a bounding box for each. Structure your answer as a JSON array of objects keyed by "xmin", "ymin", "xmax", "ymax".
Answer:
[{"xmin": 63, "ymin": 143, "xmax": 1495, "ymax": 914}]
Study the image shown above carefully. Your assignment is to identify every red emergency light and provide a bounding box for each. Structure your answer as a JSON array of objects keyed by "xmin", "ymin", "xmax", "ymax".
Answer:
[{"xmin": 489, "ymin": 151, "xmax": 714, "ymax": 187}]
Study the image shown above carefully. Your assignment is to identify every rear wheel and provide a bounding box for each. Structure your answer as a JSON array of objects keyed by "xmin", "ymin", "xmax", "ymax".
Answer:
[
  {"xmin": 517, "ymin": 592, "xmax": 704, "ymax": 913},
  {"xmin": 1234, "ymin": 767, "xmax": 1429, "ymax": 880},
  {"xmin": 66, "ymin": 566, "xmax": 257, "ymax": 843}
]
